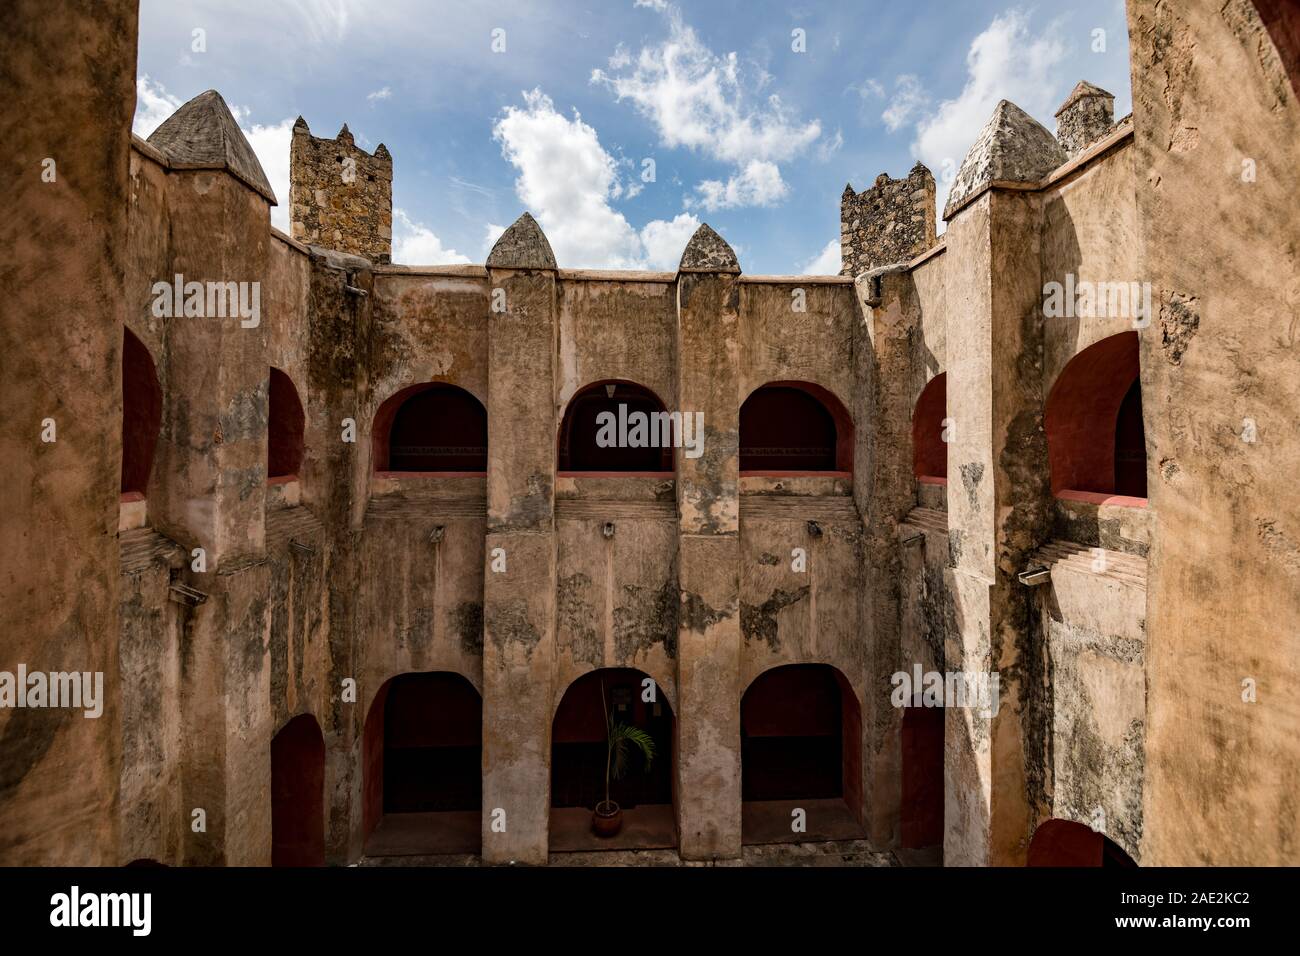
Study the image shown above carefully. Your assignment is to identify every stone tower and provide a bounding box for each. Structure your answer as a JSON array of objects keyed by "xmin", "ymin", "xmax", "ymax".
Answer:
[
  {"xmin": 839, "ymin": 162, "xmax": 936, "ymax": 277},
  {"xmin": 1054, "ymin": 81, "xmax": 1116, "ymax": 157},
  {"xmin": 290, "ymin": 117, "xmax": 393, "ymax": 263}
]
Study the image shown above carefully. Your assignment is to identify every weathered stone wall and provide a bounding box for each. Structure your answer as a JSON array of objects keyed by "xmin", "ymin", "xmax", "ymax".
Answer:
[
  {"xmin": 840, "ymin": 164, "xmax": 936, "ymax": 277},
  {"xmin": 291, "ymin": 120, "xmax": 392, "ymax": 263},
  {"xmin": 1039, "ymin": 133, "xmax": 1141, "ymax": 389},
  {"xmin": 0, "ymin": 0, "xmax": 137, "ymax": 865},
  {"xmin": 1128, "ymin": 0, "xmax": 1300, "ymax": 866},
  {"xmin": 1034, "ymin": 547, "xmax": 1146, "ymax": 862}
]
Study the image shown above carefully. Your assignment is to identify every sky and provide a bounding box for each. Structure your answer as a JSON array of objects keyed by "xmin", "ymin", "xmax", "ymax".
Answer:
[{"xmin": 133, "ymin": 0, "xmax": 1133, "ymax": 275}]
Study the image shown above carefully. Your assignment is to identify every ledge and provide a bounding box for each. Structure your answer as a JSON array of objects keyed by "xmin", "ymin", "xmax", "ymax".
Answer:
[{"xmin": 370, "ymin": 263, "xmax": 488, "ymax": 278}]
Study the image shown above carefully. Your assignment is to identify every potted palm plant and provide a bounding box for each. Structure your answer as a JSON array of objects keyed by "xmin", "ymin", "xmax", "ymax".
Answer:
[{"xmin": 593, "ymin": 679, "xmax": 656, "ymax": 837}]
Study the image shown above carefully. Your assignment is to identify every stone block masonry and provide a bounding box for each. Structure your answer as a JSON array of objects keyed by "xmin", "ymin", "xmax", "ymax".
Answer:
[
  {"xmin": 840, "ymin": 163, "xmax": 936, "ymax": 277},
  {"xmin": 290, "ymin": 118, "xmax": 393, "ymax": 263}
]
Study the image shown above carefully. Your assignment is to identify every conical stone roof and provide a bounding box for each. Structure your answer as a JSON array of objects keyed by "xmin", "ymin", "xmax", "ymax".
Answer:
[
  {"xmin": 678, "ymin": 223, "xmax": 740, "ymax": 273},
  {"xmin": 943, "ymin": 99, "xmax": 1066, "ymax": 220},
  {"xmin": 486, "ymin": 212, "xmax": 557, "ymax": 269},
  {"xmin": 147, "ymin": 90, "xmax": 277, "ymax": 204}
]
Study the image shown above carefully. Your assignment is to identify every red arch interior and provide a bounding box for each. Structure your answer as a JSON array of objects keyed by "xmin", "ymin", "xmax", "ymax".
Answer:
[
  {"xmin": 372, "ymin": 383, "xmax": 488, "ymax": 474},
  {"xmin": 121, "ymin": 328, "xmax": 161, "ymax": 496},
  {"xmin": 1028, "ymin": 818, "xmax": 1136, "ymax": 867},
  {"xmin": 271, "ymin": 713, "xmax": 325, "ymax": 866},
  {"xmin": 740, "ymin": 381, "xmax": 853, "ymax": 475},
  {"xmin": 900, "ymin": 704, "xmax": 944, "ymax": 848},
  {"xmin": 268, "ymin": 367, "xmax": 305, "ymax": 480},
  {"xmin": 558, "ymin": 380, "xmax": 674, "ymax": 474},
  {"xmin": 551, "ymin": 667, "xmax": 674, "ymax": 810},
  {"xmin": 740, "ymin": 664, "xmax": 860, "ymax": 806},
  {"xmin": 1045, "ymin": 331, "xmax": 1146, "ymax": 502},
  {"xmin": 912, "ymin": 373, "xmax": 947, "ymax": 482}
]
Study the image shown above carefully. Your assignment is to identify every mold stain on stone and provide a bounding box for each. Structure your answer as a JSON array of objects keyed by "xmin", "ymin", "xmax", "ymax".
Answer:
[
  {"xmin": 614, "ymin": 579, "xmax": 679, "ymax": 660},
  {"xmin": 741, "ymin": 586, "xmax": 810, "ymax": 651},
  {"xmin": 452, "ymin": 601, "xmax": 484, "ymax": 656},
  {"xmin": 557, "ymin": 573, "xmax": 598, "ymax": 664}
]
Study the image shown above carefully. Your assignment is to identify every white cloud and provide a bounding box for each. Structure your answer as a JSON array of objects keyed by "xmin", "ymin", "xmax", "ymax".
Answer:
[
  {"xmin": 393, "ymin": 208, "xmax": 471, "ymax": 265},
  {"xmin": 690, "ymin": 159, "xmax": 787, "ymax": 212},
  {"xmin": 242, "ymin": 118, "xmax": 295, "ymax": 231},
  {"xmin": 492, "ymin": 88, "xmax": 698, "ymax": 269},
  {"xmin": 592, "ymin": 3, "xmax": 821, "ymax": 209},
  {"xmin": 800, "ymin": 238, "xmax": 841, "ymax": 276},
  {"xmin": 483, "ymin": 223, "xmax": 507, "ymax": 256},
  {"xmin": 638, "ymin": 213, "xmax": 701, "ymax": 271},
  {"xmin": 133, "ymin": 75, "xmax": 182, "ymax": 138},
  {"xmin": 367, "ymin": 86, "xmax": 392, "ymax": 103},
  {"xmin": 882, "ymin": 75, "xmax": 929, "ymax": 132},
  {"xmin": 910, "ymin": 10, "xmax": 1068, "ymax": 222}
]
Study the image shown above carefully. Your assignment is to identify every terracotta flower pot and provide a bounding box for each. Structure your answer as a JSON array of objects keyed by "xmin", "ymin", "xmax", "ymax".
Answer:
[{"xmin": 592, "ymin": 800, "xmax": 623, "ymax": 838}]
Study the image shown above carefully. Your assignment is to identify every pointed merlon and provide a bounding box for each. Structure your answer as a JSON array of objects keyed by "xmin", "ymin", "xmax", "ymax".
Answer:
[
  {"xmin": 942, "ymin": 99, "xmax": 1067, "ymax": 220},
  {"xmin": 147, "ymin": 89, "xmax": 277, "ymax": 204},
  {"xmin": 842, "ymin": 182, "xmax": 856, "ymax": 200},
  {"xmin": 374, "ymin": 143, "xmax": 391, "ymax": 161},
  {"xmin": 337, "ymin": 123, "xmax": 354, "ymax": 145},
  {"xmin": 293, "ymin": 115, "xmax": 310, "ymax": 133},
  {"xmin": 678, "ymin": 223, "xmax": 740, "ymax": 274},
  {"xmin": 1055, "ymin": 80, "xmax": 1115, "ymax": 117},
  {"xmin": 486, "ymin": 212, "xmax": 557, "ymax": 269}
]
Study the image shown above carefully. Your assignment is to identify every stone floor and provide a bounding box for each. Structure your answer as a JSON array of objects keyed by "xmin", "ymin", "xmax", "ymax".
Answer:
[{"xmin": 360, "ymin": 839, "xmax": 942, "ymax": 867}]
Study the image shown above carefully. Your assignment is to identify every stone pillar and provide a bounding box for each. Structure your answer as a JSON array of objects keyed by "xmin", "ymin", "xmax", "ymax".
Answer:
[
  {"xmin": 144, "ymin": 91, "xmax": 278, "ymax": 864},
  {"xmin": 942, "ymin": 190, "xmax": 1051, "ymax": 866},
  {"xmin": 0, "ymin": 0, "xmax": 137, "ymax": 865},
  {"xmin": 674, "ymin": 225, "xmax": 743, "ymax": 860},
  {"xmin": 481, "ymin": 213, "xmax": 558, "ymax": 865},
  {"xmin": 298, "ymin": 246, "xmax": 373, "ymax": 864},
  {"xmin": 856, "ymin": 265, "xmax": 924, "ymax": 846},
  {"xmin": 939, "ymin": 100, "xmax": 1060, "ymax": 865},
  {"xmin": 1128, "ymin": 0, "xmax": 1300, "ymax": 866}
]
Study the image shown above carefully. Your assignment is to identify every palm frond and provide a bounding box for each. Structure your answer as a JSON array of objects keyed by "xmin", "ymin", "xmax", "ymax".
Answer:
[{"xmin": 608, "ymin": 722, "xmax": 656, "ymax": 779}]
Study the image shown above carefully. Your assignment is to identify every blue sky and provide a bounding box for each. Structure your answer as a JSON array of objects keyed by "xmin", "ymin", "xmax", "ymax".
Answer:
[{"xmin": 134, "ymin": 0, "xmax": 1132, "ymax": 274}]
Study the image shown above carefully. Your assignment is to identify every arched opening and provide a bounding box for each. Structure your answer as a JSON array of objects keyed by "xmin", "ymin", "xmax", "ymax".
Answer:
[
  {"xmin": 362, "ymin": 672, "xmax": 482, "ymax": 857},
  {"xmin": 267, "ymin": 367, "xmax": 305, "ymax": 481},
  {"xmin": 740, "ymin": 663, "xmax": 864, "ymax": 844},
  {"xmin": 900, "ymin": 705, "xmax": 944, "ymax": 851},
  {"xmin": 1114, "ymin": 378, "xmax": 1146, "ymax": 498},
  {"xmin": 550, "ymin": 668, "xmax": 676, "ymax": 851},
  {"xmin": 1254, "ymin": 0, "xmax": 1300, "ymax": 100},
  {"xmin": 271, "ymin": 713, "xmax": 325, "ymax": 867},
  {"xmin": 1045, "ymin": 331, "xmax": 1146, "ymax": 504},
  {"xmin": 912, "ymin": 373, "xmax": 947, "ymax": 483},
  {"xmin": 121, "ymin": 327, "xmax": 161, "ymax": 497},
  {"xmin": 372, "ymin": 383, "xmax": 488, "ymax": 474},
  {"xmin": 558, "ymin": 380, "xmax": 674, "ymax": 474},
  {"xmin": 1028, "ymin": 818, "xmax": 1137, "ymax": 867},
  {"xmin": 740, "ymin": 382, "xmax": 852, "ymax": 474}
]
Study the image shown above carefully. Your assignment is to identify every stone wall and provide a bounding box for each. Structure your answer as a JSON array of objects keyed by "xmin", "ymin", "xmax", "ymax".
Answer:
[{"xmin": 1128, "ymin": 0, "xmax": 1300, "ymax": 866}]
